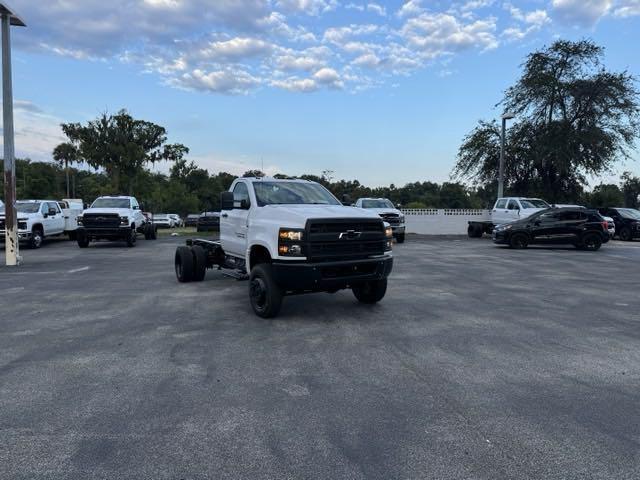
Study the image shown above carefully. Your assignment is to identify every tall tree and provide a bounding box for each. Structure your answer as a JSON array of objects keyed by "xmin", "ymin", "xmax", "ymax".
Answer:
[
  {"xmin": 52, "ymin": 143, "xmax": 79, "ymax": 198},
  {"xmin": 454, "ymin": 40, "xmax": 640, "ymax": 202},
  {"xmin": 58, "ymin": 110, "xmax": 189, "ymax": 194}
]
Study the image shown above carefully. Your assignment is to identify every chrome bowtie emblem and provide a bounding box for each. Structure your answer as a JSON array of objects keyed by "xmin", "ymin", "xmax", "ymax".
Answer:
[{"xmin": 339, "ymin": 230, "xmax": 361, "ymax": 240}]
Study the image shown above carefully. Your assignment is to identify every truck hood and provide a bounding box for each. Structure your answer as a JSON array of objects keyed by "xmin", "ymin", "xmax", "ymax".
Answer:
[
  {"xmin": 0, "ymin": 212, "xmax": 39, "ymax": 220},
  {"xmin": 82, "ymin": 208, "xmax": 131, "ymax": 216},
  {"xmin": 259, "ymin": 204, "xmax": 382, "ymax": 228},
  {"xmin": 360, "ymin": 208, "xmax": 402, "ymax": 216}
]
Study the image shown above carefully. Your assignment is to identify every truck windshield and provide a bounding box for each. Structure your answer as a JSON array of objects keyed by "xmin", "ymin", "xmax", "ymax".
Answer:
[
  {"xmin": 253, "ymin": 182, "xmax": 341, "ymax": 207},
  {"xmin": 16, "ymin": 202, "xmax": 41, "ymax": 213},
  {"xmin": 362, "ymin": 199, "xmax": 394, "ymax": 209},
  {"xmin": 521, "ymin": 199, "xmax": 549, "ymax": 209},
  {"xmin": 91, "ymin": 198, "xmax": 131, "ymax": 208}
]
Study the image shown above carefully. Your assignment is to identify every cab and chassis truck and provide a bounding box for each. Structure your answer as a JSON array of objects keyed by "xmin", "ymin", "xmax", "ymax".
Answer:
[{"xmin": 174, "ymin": 178, "xmax": 394, "ymax": 318}]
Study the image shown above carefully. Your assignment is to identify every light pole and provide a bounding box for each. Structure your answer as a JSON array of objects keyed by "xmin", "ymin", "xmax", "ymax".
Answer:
[
  {"xmin": 1, "ymin": 2, "xmax": 25, "ymax": 266},
  {"xmin": 498, "ymin": 112, "xmax": 515, "ymax": 200}
]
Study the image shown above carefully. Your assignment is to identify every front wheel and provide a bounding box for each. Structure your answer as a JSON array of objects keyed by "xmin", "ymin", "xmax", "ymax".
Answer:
[
  {"xmin": 126, "ymin": 228, "xmax": 137, "ymax": 247},
  {"xmin": 509, "ymin": 233, "xmax": 529, "ymax": 249},
  {"xmin": 352, "ymin": 278, "xmax": 387, "ymax": 304},
  {"xmin": 77, "ymin": 232, "xmax": 90, "ymax": 248},
  {"xmin": 396, "ymin": 233, "xmax": 405, "ymax": 244},
  {"xmin": 175, "ymin": 246, "xmax": 194, "ymax": 282},
  {"xmin": 29, "ymin": 228, "xmax": 44, "ymax": 249},
  {"xmin": 249, "ymin": 264, "xmax": 283, "ymax": 318}
]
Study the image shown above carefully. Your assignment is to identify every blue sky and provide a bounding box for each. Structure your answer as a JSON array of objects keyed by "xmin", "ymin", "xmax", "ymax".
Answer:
[{"xmin": 4, "ymin": 0, "xmax": 640, "ymax": 187}]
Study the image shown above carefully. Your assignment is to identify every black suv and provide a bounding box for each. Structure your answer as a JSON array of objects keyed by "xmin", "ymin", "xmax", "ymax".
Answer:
[
  {"xmin": 598, "ymin": 208, "xmax": 640, "ymax": 241},
  {"xmin": 493, "ymin": 208, "xmax": 609, "ymax": 251}
]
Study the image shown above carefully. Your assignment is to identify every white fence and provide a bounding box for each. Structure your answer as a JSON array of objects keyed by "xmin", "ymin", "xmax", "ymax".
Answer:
[{"xmin": 401, "ymin": 209, "xmax": 491, "ymax": 235}]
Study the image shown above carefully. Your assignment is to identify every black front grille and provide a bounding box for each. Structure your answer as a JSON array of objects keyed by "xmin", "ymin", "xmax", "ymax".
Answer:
[
  {"xmin": 381, "ymin": 213, "xmax": 401, "ymax": 226},
  {"xmin": 83, "ymin": 213, "xmax": 121, "ymax": 229},
  {"xmin": 306, "ymin": 218, "xmax": 386, "ymax": 262}
]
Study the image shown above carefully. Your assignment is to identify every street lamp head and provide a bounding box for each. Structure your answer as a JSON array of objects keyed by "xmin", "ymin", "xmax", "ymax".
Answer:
[
  {"xmin": 0, "ymin": 2, "xmax": 26, "ymax": 27},
  {"xmin": 502, "ymin": 112, "xmax": 516, "ymax": 120}
]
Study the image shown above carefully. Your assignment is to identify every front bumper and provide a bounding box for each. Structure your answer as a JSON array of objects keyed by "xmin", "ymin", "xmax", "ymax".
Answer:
[
  {"xmin": 78, "ymin": 226, "xmax": 131, "ymax": 239},
  {"xmin": 271, "ymin": 255, "xmax": 393, "ymax": 293},
  {"xmin": 492, "ymin": 230, "xmax": 509, "ymax": 244},
  {"xmin": 0, "ymin": 230, "xmax": 32, "ymax": 241}
]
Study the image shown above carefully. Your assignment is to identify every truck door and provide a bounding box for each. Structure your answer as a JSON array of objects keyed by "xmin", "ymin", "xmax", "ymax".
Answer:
[
  {"xmin": 222, "ymin": 182, "xmax": 251, "ymax": 257},
  {"xmin": 491, "ymin": 199, "xmax": 509, "ymax": 224},
  {"xmin": 42, "ymin": 202, "xmax": 64, "ymax": 235}
]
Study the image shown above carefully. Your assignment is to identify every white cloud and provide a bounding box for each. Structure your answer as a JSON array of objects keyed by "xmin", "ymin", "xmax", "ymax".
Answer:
[
  {"xmin": 275, "ymin": 0, "xmax": 338, "ymax": 16},
  {"xmin": 397, "ymin": 1, "xmax": 425, "ymax": 18},
  {"xmin": 174, "ymin": 69, "xmax": 262, "ymax": 95},
  {"xmin": 401, "ymin": 13, "xmax": 499, "ymax": 58},
  {"xmin": 0, "ymin": 101, "xmax": 65, "ymax": 162},
  {"xmin": 613, "ymin": 0, "xmax": 640, "ymax": 17},
  {"xmin": 551, "ymin": 0, "xmax": 613, "ymax": 27},
  {"xmin": 271, "ymin": 77, "xmax": 318, "ymax": 92},
  {"xmin": 367, "ymin": 3, "xmax": 387, "ymax": 16}
]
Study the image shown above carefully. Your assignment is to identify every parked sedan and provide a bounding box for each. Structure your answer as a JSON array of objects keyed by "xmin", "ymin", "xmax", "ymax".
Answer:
[
  {"xmin": 598, "ymin": 208, "xmax": 640, "ymax": 241},
  {"xmin": 493, "ymin": 208, "xmax": 609, "ymax": 251},
  {"xmin": 197, "ymin": 212, "xmax": 220, "ymax": 232},
  {"xmin": 185, "ymin": 214, "xmax": 200, "ymax": 228},
  {"xmin": 152, "ymin": 214, "xmax": 173, "ymax": 229}
]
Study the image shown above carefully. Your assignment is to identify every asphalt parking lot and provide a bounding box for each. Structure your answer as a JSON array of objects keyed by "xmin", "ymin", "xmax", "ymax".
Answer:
[{"xmin": 1, "ymin": 235, "xmax": 639, "ymax": 480}]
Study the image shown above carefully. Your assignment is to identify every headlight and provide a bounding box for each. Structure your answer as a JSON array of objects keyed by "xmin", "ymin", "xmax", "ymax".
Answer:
[
  {"xmin": 120, "ymin": 216, "xmax": 129, "ymax": 225},
  {"xmin": 385, "ymin": 226, "xmax": 393, "ymax": 238},
  {"xmin": 77, "ymin": 216, "xmax": 83, "ymax": 226},
  {"xmin": 278, "ymin": 228, "xmax": 305, "ymax": 257},
  {"xmin": 400, "ymin": 215, "xmax": 405, "ymax": 223},
  {"xmin": 279, "ymin": 229, "xmax": 304, "ymax": 241}
]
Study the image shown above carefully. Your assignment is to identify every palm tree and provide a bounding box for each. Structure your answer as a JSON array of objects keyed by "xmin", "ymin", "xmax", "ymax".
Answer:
[{"xmin": 53, "ymin": 143, "xmax": 79, "ymax": 198}]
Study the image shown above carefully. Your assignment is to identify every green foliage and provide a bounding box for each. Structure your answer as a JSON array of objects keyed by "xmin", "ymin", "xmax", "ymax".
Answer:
[
  {"xmin": 621, "ymin": 171, "xmax": 640, "ymax": 208},
  {"xmin": 58, "ymin": 109, "xmax": 189, "ymax": 194},
  {"xmin": 586, "ymin": 184, "xmax": 624, "ymax": 207},
  {"xmin": 455, "ymin": 39, "xmax": 640, "ymax": 201}
]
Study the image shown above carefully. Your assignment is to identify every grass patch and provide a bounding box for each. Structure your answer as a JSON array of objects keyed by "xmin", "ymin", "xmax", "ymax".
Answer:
[{"xmin": 156, "ymin": 227, "xmax": 219, "ymax": 238}]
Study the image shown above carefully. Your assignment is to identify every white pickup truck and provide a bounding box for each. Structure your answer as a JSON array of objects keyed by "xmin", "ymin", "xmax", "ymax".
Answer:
[
  {"xmin": 76, "ymin": 195, "xmax": 157, "ymax": 248},
  {"xmin": 468, "ymin": 197, "xmax": 550, "ymax": 237},
  {"xmin": 354, "ymin": 197, "xmax": 406, "ymax": 243},
  {"xmin": 173, "ymin": 177, "xmax": 394, "ymax": 318},
  {"xmin": 0, "ymin": 199, "xmax": 84, "ymax": 248}
]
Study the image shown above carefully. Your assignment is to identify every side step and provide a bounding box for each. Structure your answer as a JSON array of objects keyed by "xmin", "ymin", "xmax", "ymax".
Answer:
[{"xmin": 222, "ymin": 270, "xmax": 249, "ymax": 281}]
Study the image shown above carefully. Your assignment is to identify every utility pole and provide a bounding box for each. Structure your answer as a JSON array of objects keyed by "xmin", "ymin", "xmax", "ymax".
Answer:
[
  {"xmin": 498, "ymin": 112, "xmax": 515, "ymax": 200},
  {"xmin": 1, "ymin": 3, "xmax": 25, "ymax": 266}
]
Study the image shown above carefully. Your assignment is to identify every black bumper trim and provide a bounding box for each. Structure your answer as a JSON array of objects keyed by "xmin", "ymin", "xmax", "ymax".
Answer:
[{"xmin": 271, "ymin": 256, "xmax": 393, "ymax": 292}]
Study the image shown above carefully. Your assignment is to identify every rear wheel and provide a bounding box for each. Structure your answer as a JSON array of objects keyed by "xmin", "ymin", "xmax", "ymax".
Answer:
[
  {"xmin": 352, "ymin": 278, "xmax": 387, "ymax": 304},
  {"xmin": 509, "ymin": 233, "xmax": 529, "ymax": 249},
  {"xmin": 249, "ymin": 264, "xmax": 283, "ymax": 318},
  {"xmin": 468, "ymin": 224, "xmax": 483, "ymax": 238},
  {"xmin": 581, "ymin": 233, "xmax": 602, "ymax": 251},
  {"xmin": 175, "ymin": 246, "xmax": 195, "ymax": 282},
  {"xmin": 619, "ymin": 227, "xmax": 632, "ymax": 242},
  {"xmin": 191, "ymin": 245, "xmax": 207, "ymax": 282},
  {"xmin": 29, "ymin": 228, "xmax": 44, "ymax": 249}
]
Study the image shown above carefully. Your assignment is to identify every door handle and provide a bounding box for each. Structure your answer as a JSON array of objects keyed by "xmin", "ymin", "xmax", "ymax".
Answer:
[{"xmin": 221, "ymin": 213, "xmax": 228, "ymax": 218}]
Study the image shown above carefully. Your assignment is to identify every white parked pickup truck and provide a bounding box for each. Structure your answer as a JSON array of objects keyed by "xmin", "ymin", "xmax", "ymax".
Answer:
[
  {"xmin": 76, "ymin": 195, "xmax": 157, "ymax": 248},
  {"xmin": 354, "ymin": 197, "xmax": 406, "ymax": 243},
  {"xmin": 468, "ymin": 197, "xmax": 551, "ymax": 237},
  {"xmin": 173, "ymin": 177, "xmax": 394, "ymax": 318},
  {"xmin": 0, "ymin": 199, "xmax": 83, "ymax": 248}
]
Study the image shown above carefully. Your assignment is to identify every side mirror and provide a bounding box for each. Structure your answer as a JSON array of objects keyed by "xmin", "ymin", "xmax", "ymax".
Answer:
[
  {"xmin": 221, "ymin": 191, "xmax": 234, "ymax": 211},
  {"xmin": 240, "ymin": 199, "xmax": 250, "ymax": 210},
  {"xmin": 133, "ymin": 205, "xmax": 140, "ymax": 210},
  {"xmin": 48, "ymin": 208, "xmax": 57, "ymax": 216},
  {"xmin": 341, "ymin": 194, "xmax": 352, "ymax": 206}
]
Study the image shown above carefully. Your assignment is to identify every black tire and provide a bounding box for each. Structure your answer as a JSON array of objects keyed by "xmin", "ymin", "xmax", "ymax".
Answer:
[
  {"xmin": 29, "ymin": 227, "xmax": 44, "ymax": 249},
  {"xmin": 77, "ymin": 231, "xmax": 90, "ymax": 248},
  {"xmin": 144, "ymin": 223, "xmax": 152, "ymax": 240},
  {"xmin": 581, "ymin": 233, "xmax": 602, "ymax": 251},
  {"xmin": 396, "ymin": 233, "xmax": 405, "ymax": 244},
  {"xmin": 468, "ymin": 224, "xmax": 483, "ymax": 238},
  {"xmin": 619, "ymin": 227, "xmax": 632, "ymax": 242},
  {"xmin": 68, "ymin": 231, "xmax": 78, "ymax": 241},
  {"xmin": 249, "ymin": 264, "xmax": 283, "ymax": 318},
  {"xmin": 175, "ymin": 246, "xmax": 195, "ymax": 282},
  {"xmin": 192, "ymin": 245, "xmax": 207, "ymax": 282},
  {"xmin": 125, "ymin": 227, "xmax": 137, "ymax": 247},
  {"xmin": 509, "ymin": 233, "xmax": 529, "ymax": 249},
  {"xmin": 352, "ymin": 278, "xmax": 388, "ymax": 304},
  {"xmin": 150, "ymin": 225, "xmax": 157, "ymax": 240}
]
